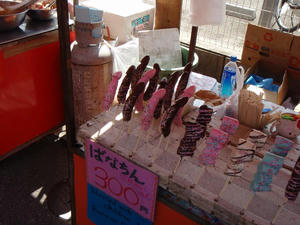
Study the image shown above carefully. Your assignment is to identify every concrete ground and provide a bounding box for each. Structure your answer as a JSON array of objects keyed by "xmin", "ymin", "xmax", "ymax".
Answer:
[{"xmin": 0, "ymin": 135, "xmax": 72, "ymax": 225}]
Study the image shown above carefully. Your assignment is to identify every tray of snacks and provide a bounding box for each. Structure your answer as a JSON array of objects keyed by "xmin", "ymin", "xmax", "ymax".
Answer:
[{"xmin": 27, "ymin": 0, "xmax": 56, "ymax": 20}]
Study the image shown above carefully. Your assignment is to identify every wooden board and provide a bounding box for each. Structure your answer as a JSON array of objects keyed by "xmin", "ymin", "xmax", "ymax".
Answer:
[
  {"xmin": 154, "ymin": 0, "xmax": 182, "ymax": 30},
  {"xmin": 193, "ymin": 48, "xmax": 225, "ymax": 82},
  {"xmin": 77, "ymin": 105, "xmax": 300, "ymax": 225},
  {"xmin": 1, "ymin": 31, "xmax": 58, "ymax": 58}
]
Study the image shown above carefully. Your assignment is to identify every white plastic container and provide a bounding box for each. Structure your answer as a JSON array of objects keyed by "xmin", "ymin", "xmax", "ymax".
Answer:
[{"xmin": 82, "ymin": 0, "xmax": 155, "ymax": 43}]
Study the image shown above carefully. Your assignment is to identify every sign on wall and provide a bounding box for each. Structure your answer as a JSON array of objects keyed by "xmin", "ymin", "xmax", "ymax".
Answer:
[{"xmin": 86, "ymin": 139, "xmax": 159, "ymax": 225}]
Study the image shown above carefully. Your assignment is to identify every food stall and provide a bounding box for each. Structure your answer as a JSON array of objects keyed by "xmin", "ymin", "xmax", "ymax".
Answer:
[
  {"xmin": 2, "ymin": 1, "xmax": 300, "ymax": 225},
  {"xmin": 69, "ymin": 1, "xmax": 300, "ymax": 225},
  {"xmin": 0, "ymin": 0, "xmax": 76, "ymax": 159}
]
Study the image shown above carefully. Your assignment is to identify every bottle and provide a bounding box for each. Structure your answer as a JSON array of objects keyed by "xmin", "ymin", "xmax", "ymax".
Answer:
[{"xmin": 220, "ymin": 56, "xmax": 238, "ymax": 99}]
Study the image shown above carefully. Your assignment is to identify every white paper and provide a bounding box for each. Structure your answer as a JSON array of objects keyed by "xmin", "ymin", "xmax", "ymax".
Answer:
[
  {"xmin": 190, "ymin": 0, "xmax": 226, "ymax": 26},
  {"xmin": 187, "ymin": 72, "xmax": 217, "ymax": 92}
]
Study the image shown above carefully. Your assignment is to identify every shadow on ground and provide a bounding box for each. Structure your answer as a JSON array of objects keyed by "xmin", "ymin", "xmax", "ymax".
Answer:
[{"xmin": 0, "ymin": 135, "xmax": 72, "ymax": 225}]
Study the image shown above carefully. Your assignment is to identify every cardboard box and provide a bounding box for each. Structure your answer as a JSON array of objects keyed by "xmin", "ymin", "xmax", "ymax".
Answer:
[
  {"xmin": 82, "ymin": 0, "xmax": 155, "ymax": 44},
  {"xmin": 284, "ymin": 69, "xmax": 300, "ymax": 112},
  {"xmin": 241, "ymin": 24, "xmax": 300, "ymax": 104},
  {"xmin": 244, "ymin": 60, "xmax": 288, "ymax": 104},
  {"xmin": 241, "ymin": 24, "xmax": 296, "ymax": 70},
  {"xmin": 287, "ymin": 68, "xmax": 300, "ymax": 99},
  {"xmin": 289, "ymin": 36, "xmax": 300, "ymax": 71}
]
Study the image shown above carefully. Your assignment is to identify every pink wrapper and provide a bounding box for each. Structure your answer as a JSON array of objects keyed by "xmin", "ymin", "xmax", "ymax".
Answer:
[
  {"xmin": 141, "ymin": 89, "xmax": 166, "ymax": 131},
  {"xmin": 174, "ymin": 86, "xmax": 196, "ymax": 126},
  {"xmin": 101, "ymin": 71, "xmax": 122, "ymax": 111},
  {"xmin": 135, "ymin": 69, "xmax": 156, "ymax": 112}
]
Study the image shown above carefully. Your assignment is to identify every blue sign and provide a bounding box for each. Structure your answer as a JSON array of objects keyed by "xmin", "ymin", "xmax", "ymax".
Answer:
[{"xmin": 87, "ymin": 183, "xmax": 153, "ymax": 225}]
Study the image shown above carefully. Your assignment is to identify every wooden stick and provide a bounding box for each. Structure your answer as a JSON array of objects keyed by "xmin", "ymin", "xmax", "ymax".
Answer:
[
  {"xmin": 113, "ymin": 104, "xmax": 121, "ymax": 120},
  {"xmin": 127, "ymin": 119, "xmax": 133, "ymax": 133},
  {"xmin": 157, "ymin": 135, "xmax": 163, "ymax": 149},
  {"xmin": 192, "ymin": 167, "xmax": 205, "ymax": 188},
  {"xmin": 172, "ymin": 156, "xmax": 182, "ymax": 177},
  {"xmin": 219, "ymin": 176, "xmax": 233, "ymax": 198},
  {"xmin": 271, "ymin": 198, "xmax": 288, "ymax": 225},
  {"xmin": 112, "ymin": 122, "xmax": 125, "ymax": 146},
  {"xmin": 152, "ymin": 135, "xmax": 164, "ymax": 163},
  {"xmin": 244, "ymin": 192, "xmax": 255, "ymax": 211},
  {"xmin": 164, "ymin": 136, "xmax": 171, "ymax": 151},
  {"xmin": 145, "ymin": 120, "xmax": 154, "ymax": 143},
  {"xmin": 131, "ymin": 131, "xmax": 143, "ymax": 157},
  {"xmin": 164, "ymin": 125, "xmax": 174, "ymax": 151}
]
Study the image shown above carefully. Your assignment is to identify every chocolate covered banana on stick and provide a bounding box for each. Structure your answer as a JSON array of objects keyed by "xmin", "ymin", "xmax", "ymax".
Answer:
[
  {"xmin": 199, "ymin": 128, "xmax": 229, "ymax": 166},
  {"xmin": 196, "ymin": 105, "xmax": 214, "ymax": 138},
  {"xmin": 102, "ymin": 71, "xmax": 122, "ymax": 111},
  {"xmin": 175, "ymin": 62, "xmax": 192, "ymax": 99},
  {"xmin": 134, "ymin": 69, "xmax": 157, "ymax": 112},
  {"xmin": 142, "ymin": 89, "xmax": 166, "ymax": 131},
  {"xmin": 143, "ymin": 63, "xmax": 160, "ymax": 101},
  {"xmin": 117, "ymin": 65, "xmax": 135, "ymax": 104},
  {"xmin": 161, "ymin": 97, "xmax": 189, "ymax": 138},
  {"xmin": 154, "ymin": 78, "xmax": 168, "ymax": 119},
  {"xmin": 285, "ymin": 156, "xmax": 300, "ymax": 201},
  {"xmin": 122, "ymin": 82, "xmax": 146, "ymax": 122},
  {"xmin": 177, "ymin": 121, "xmax": 204, "ymax": 156},
  {"xmin": 131, "ymin": 56, "xmax": 150, "ymax": 89},
  {"xmin": 163, "ymin": 71, "xmax": 182, "ymax": 111},
  {"xmin": 173, "ymin": 85, "xmax": 195, "ymax": 127}
]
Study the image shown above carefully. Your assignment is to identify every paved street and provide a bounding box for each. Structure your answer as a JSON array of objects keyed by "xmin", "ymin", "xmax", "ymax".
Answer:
[{"xmin": 0, "ymin": 136, "xmax": 71, "ymax": 225}]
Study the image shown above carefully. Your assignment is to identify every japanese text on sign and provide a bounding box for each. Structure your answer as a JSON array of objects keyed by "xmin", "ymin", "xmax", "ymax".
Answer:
[{"xmin": 86, "ymin": 139, "xmax": 158, "ymax": 222}]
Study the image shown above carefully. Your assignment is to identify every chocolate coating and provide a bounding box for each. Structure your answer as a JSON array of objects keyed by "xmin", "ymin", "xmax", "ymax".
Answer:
[
  {"xmin": 117, "ymin": 65, "xmax": 135, "ymax": 104},
  {"xmin": 143, "ymin": 63, "xmax": 160, "ymax": 101},
  {"xmin": 175, "ymin": 62, "xmax": 192, "ymax": 99},
  {"xmin": 177, "ymin": 122, "xmax": 204, "ymax": 156},
  {"xmin": 131, "ymin": 56, "xmax": 150, "ymax": 89},
  {"xmin": 154, "ymin": 78, "xmax": 168, "ymax": 119},
  {"xmin": 161, "ymin": 97, "xmax": 188, "ymax": 137},
  {"xmin": 163, "ymin": 71, "xmax": 182, "ymax": 111},
  {"xmin": 196, "ymin": 105, "xmax": 213, "ymax": 138},
  {"xmin": 196, "ymin": 105, "xmax": 213, "ymax": 125},
  {"xmin": 285, "ymin": 156, "xmax": 300, "ymax": 201},
  {"xmin": 122, "ymin": 82, "xmax": 146, "ymax": 121}
]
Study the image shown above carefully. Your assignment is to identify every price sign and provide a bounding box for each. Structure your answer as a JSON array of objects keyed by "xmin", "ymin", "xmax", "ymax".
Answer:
[{"xmin": 86, "ymin": 139, "xmax": 158, "ymax": 225}]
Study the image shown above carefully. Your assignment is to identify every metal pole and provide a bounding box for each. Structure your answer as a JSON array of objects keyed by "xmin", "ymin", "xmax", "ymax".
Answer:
[
  {"xmin": 258, "ymin": 0, "xmax": 277, "ymax": 28},
  {"xmin": 56, "ymin": 0, "xmax": 76, "ymax": 224}
]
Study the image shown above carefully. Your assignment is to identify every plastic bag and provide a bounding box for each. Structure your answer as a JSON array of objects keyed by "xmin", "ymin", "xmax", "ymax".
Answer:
[
  {"xmin": 210, "ymin": 65, "xmax": 245, "ymax": 119},
  {"xmin": 222, "ymin": 65, "xmax": 245, "ymax": 119},
  {"xmin": 104, "ymin": 38, "xmax": 140, "ymax": 74}
]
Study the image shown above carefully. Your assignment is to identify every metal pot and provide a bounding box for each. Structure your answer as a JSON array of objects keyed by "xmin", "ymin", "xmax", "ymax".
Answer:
[
  {"xmin": 0, "ymin": 1, "xmax": 28, "ymax": 31},
  {"xmin": 27, "ymin": 8, "xmax": 56, "ymax": 21}
]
